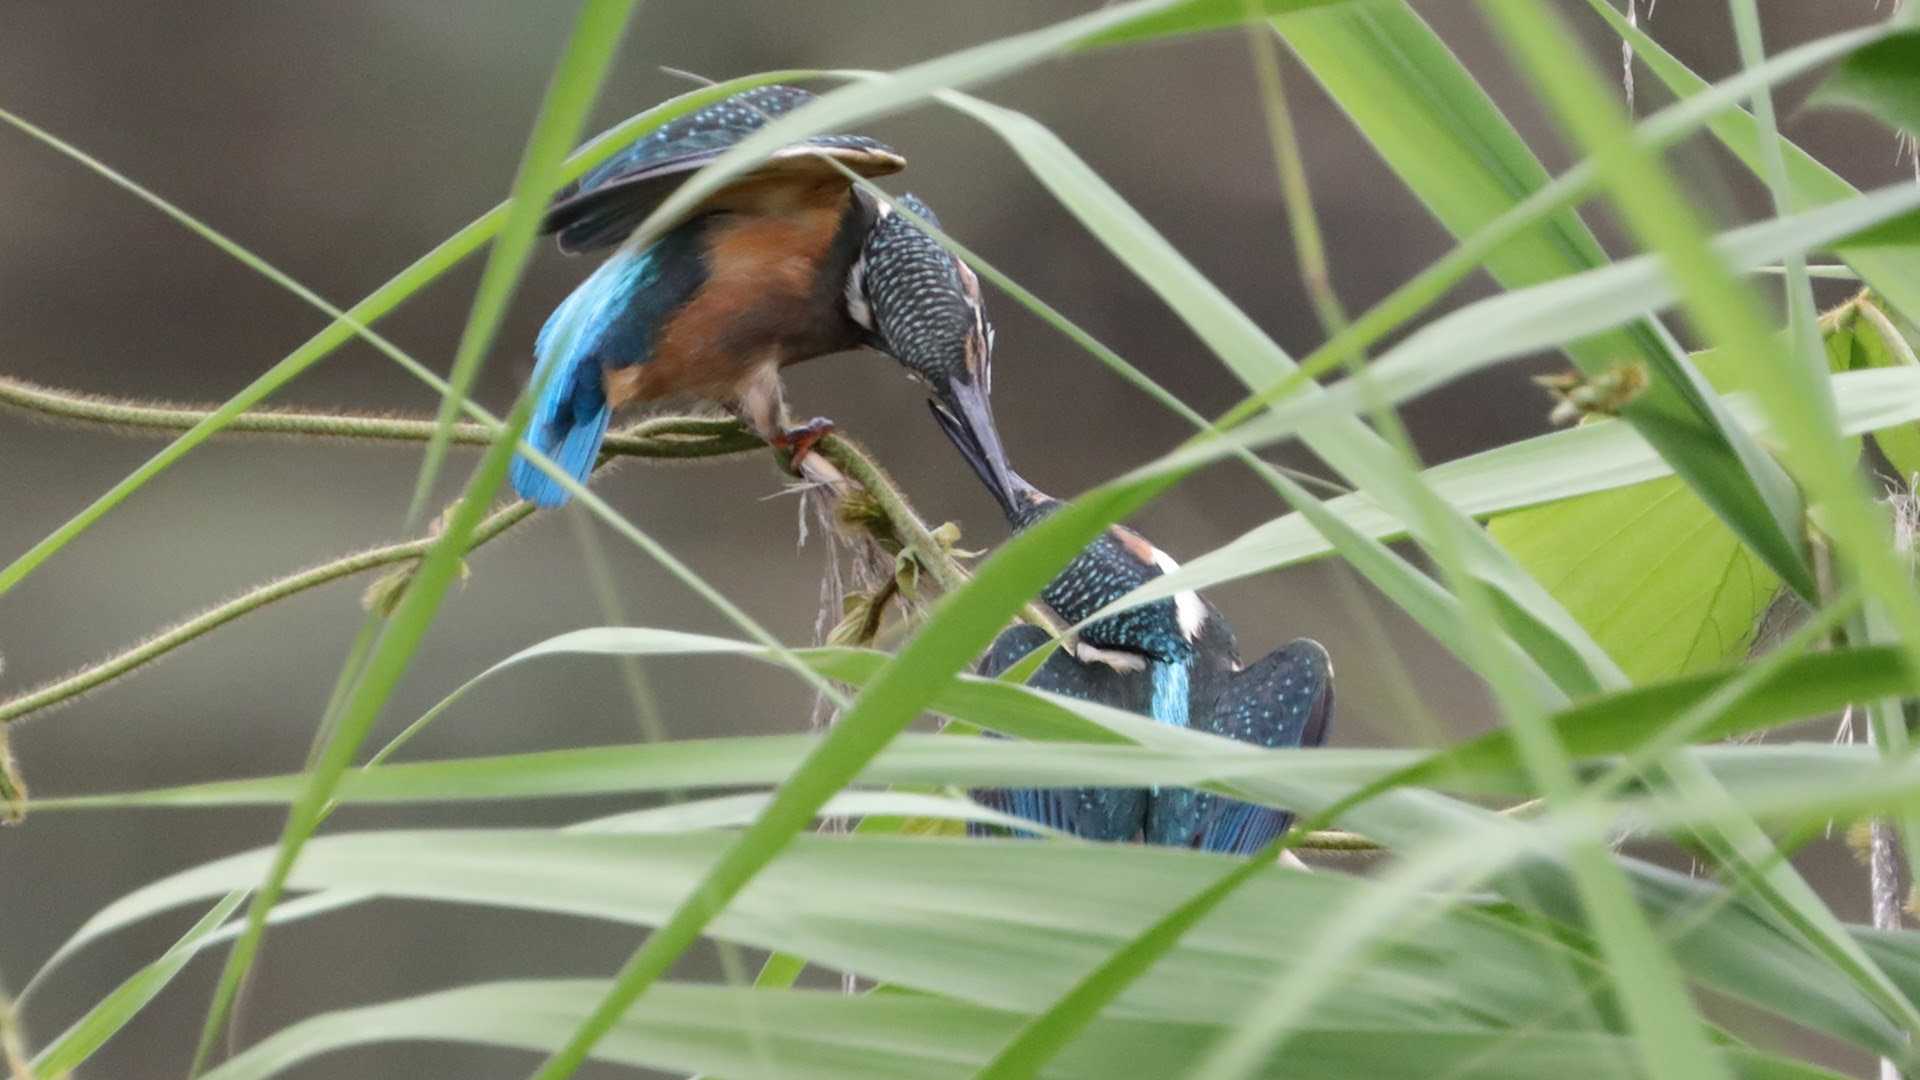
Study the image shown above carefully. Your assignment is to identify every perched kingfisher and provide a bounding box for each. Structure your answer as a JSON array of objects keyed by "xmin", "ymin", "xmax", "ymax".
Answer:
[
  {"xmin": 508, "ymin": 84, "xmax": 1013, "ymax": 507},
  {"xmin": 938, "ymin": 408, "xmax": 1334, "ymax": 852}
]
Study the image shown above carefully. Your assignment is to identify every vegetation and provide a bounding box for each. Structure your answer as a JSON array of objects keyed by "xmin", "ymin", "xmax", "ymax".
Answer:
[{"xmin": 7, "ymin": 1, "xmax": 1920, "ymax": 1077}]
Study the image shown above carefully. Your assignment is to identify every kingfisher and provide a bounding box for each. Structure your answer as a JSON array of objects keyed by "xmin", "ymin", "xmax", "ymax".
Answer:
[
  {"xmin": 938, "ymin": 407, "xmax": 1333, "ymax": 852},
  {"xmin": 508, "ymin": 84, "xmax": 1013, "ymax": 508}
]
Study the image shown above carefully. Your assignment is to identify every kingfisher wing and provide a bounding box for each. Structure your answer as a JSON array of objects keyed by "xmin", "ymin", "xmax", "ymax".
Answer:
[
  {"xmin": 968, "ymin": 625, "xmax": 1150, "ymax": 843},
  {"xmin": 545, "ymin": 84, "xmax": 904, "ymax": 254},
  {"xmin": 1147, "ymin": 639, "xmax": 1333, "ymax": 854}
]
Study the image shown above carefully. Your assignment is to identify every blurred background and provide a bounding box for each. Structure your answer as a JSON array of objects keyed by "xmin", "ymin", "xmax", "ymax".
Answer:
[{"xmin": 0, "ymin": 2, "xmax": 1912, "ymax": 1076}]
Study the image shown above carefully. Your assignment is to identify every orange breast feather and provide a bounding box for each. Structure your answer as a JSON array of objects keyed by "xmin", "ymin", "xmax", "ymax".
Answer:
[{"xmin": 611, "ymin": 203, "xmax": 841, "ymax": 408}]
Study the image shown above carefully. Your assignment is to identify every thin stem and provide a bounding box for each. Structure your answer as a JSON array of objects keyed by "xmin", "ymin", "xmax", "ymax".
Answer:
[
  {"xmin": 0, "ymin": 725, "xmax": 22, "ymax": 822},
  {"xmin": 0, "ymin": 501, "xmax": 533, "ymax": 725},
  {"xmin": 0, "ymin": 375, "xmax": 758, "ymax": 458},
  {"xmin": 1248, "ymin": 25, "xmax": 1350, "ymax": 336}
]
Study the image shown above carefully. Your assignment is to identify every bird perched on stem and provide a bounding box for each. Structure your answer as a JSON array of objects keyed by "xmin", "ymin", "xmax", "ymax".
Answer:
[
  {"xmin": 938, "ymin": 408, "xmax": 1333, "ymax": 852},
  {"xmin": 510, "ymin": 84, "xmax": 1013, "ymax": 507}
]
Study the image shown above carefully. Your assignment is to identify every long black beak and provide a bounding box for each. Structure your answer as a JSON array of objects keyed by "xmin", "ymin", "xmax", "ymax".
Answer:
[{"xmin": 929, "ymin": 379, "xmax": 1023, "ymax": 521}]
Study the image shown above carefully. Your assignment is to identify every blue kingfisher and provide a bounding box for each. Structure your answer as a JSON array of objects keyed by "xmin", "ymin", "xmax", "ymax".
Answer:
[
  {"xmin": 938, "ymin": 407, "xmax": 1334, "ymax": 852},
  {"xmin": 509, "ymin": 84, "xmax": 1013, "ymax": 508}
]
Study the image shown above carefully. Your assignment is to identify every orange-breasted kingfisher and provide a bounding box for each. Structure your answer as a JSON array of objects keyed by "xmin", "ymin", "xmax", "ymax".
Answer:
[
  {"xmin": 509, "ymin": 84, "xmax": 1013, "ymax": 507},
  {"xmin": 938, "ymin": 407, "xmax": 1333, "ymax": 850}
]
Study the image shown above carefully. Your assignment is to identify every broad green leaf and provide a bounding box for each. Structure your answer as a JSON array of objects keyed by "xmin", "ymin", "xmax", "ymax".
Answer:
[
  {"xmin": 197, "ymin": 979, "xmax": 1849, "ymax": 1080},
  {"xmin": 1490, "ymin": 476, "xmax": 1779, "ymax": 681},
  {"xmin": 1812, "ymin": 30, "xmax": 1920, "ymax": 137},
  {"xmin": 1487, "ymin": 347, "xmax": 1807, "ymax": 683}
]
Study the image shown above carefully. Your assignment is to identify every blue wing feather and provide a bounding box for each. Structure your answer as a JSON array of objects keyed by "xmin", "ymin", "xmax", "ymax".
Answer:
[
  {"xmin": 1146, "ymin": 639, "xmax": 1333, "ymax": 854},
  {"xmin": 966, "ymin": 625, "xmax": 1150, "ymax": 843},
  {"xmin": 511, "ymin": 221, "xmax": 713, "ymax": 508},
  {"xmin": 511, "ymin": 248, "xmax": 658, "ymax": 507},
  {"xmin": 545, "ymin": 86, "xmax": 900, "ymax": 253}
]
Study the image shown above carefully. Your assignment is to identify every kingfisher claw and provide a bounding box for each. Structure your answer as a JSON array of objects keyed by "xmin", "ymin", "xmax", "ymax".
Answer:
[{"xmin": 774, "ymin": 416, "xmax": 836, "ymax": 473}]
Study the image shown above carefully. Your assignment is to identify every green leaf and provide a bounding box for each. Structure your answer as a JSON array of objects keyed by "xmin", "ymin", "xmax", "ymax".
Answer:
[
  {"xmin": 195, "ymin": 979, "xmax": 1852, "ymax": 1080},
  {"xmin": 404, "ymin": 0, "xmax": 637, "ymax": 523},
  {"xmin": 1592, "ymin": 0, "xmax": 1920, "ymax": 326},
  {"xmin": 84, "ymin": 831, "xmax": 1612, "ymax": 1041},
  {"xmin": 29, "ymin": 893, "xmax": 246, "ymax": 1076},
  {"xmin": 1490, "ymin": 475, "xmax": 1779, "ymax": 681},
  {"xmin": 1486, "ymin": 346, "xmax": 1806, "ymax": 683},
  {"xmin": 1812, "ymin": 30, "xmax": 1920, "ymax": 136},
  {"xmin": 1276, "ymin": 1, "xmax": 1813, "ymax": 602}
]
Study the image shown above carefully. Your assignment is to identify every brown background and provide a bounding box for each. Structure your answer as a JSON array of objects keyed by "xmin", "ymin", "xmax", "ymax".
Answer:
[{"xmin": 1, "ymin": 2, "xmax": 1911, "ymax": 1077}]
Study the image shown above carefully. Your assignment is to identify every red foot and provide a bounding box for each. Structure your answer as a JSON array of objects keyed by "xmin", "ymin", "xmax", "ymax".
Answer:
[{"xmin": 772, "ymin": 416, "xmax": 835, "ymax": 474}]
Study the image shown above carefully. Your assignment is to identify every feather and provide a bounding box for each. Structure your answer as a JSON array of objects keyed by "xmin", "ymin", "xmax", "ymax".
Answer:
[
  {"xmin": 546, "ymin": 86, "xmax": 903, "ymax": 253},
  {"xmin": 966, "ymin": 625, "xmax": 1150, "ymax": 843},
  {"xmin": 1146, "ymin": 639, "xmax": 1334, "ymax": 854},
  {"xmin": 510, "ymin": 247, "xmax": 656, "ymax": 507}
]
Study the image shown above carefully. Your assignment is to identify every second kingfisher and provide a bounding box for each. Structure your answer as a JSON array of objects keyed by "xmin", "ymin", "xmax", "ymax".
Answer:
[{"xmin": 510, "ymin": 84, "xmax": 1014, "ymax": 507}]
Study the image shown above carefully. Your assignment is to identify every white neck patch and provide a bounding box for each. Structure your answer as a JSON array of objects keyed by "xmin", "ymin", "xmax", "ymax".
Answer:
[
  {"xmin": 1143, "ymin": 545, "xmax": 1208, "ymax": 642},
  {"xmin": 844, "ymin": 256, "xmax": 873, "ymax": 330}
]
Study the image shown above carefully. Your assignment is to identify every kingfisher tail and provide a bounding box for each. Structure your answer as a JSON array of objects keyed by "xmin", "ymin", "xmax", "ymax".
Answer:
[{"xmin": 511, "ymin": 251, "xmax": 656, "ymax": 507}]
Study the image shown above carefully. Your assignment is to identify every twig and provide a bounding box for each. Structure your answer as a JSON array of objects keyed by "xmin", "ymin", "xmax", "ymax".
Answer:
[{"xmin": 0, "ymin": 375, "xmax": 760, "ymax": 458}]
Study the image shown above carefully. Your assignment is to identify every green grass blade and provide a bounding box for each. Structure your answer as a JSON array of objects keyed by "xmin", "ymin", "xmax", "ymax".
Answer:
[
  {"xmin": 1275, "ymin": 1, "xmax": 1813, "ymax": 599},
  {"xmin": 193, "ymin": 979, "xmax": 1856, "ymax": 1080},
  {"xmin": 186, "ymin": 391, "xmax": 540, "ymax": 1074},
  {"xmin": 1590, "ymin": 1, "xmax": 1920, "ymax": 324},
  {"xmin": 404, "ymin": 0, "xmax": 637, "ymax": 523},
  {"xmin": 28, "ymin": 892, "xmax": 246, "ymax": 1076}
]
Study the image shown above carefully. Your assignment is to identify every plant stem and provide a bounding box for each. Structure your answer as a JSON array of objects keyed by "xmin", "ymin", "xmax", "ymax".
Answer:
[
  {"xmin": 0, "ymin": 500, "xmax": 534, "ymax": 725},
  {"xmin": 0, "ymin": 375, "xmax": 759, "ymax": 458},
  {"xmin": 0, "ymin": 725, "xmax": 22, "ymax": 823}
]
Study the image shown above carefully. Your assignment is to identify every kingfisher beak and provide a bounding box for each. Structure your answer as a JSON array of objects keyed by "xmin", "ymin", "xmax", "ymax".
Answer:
[{"xmin": 930, "ymin": 378, "xmax": 1019, "ymax": 516}]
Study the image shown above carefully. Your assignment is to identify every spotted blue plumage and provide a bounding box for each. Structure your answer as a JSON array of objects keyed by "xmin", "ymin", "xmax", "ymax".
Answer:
[
  {"xmin": 1145, "ymin": 639, "xmax": 1334, "ymax": 853},
  {"xmin": 510, "ymin": 222, "xmax": 709, "ymax": 507},
  {"xmin": 966, "ymin": 624, "xmax": 1149, "ymax": 843}
]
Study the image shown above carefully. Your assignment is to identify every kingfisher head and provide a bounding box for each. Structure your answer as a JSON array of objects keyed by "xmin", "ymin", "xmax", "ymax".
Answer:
[
  {"xmin": 927, "ymin": 424, "xmax": 1210, "ymax": 670},
  {"xmin": 850, "ymin": 192, "xmax": 1014, "ymax": 501}
]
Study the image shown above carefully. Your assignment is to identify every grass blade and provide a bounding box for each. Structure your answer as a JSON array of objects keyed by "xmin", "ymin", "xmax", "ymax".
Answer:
[{"xmin": 403, "ymin": 0, "xmax": 637, "ymax": 523}]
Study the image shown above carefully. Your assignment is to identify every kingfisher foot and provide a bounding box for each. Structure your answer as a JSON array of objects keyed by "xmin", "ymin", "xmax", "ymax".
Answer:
[{"xmin": 772, "ymin": 416, "xmax": 836, "ymax": 474}]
